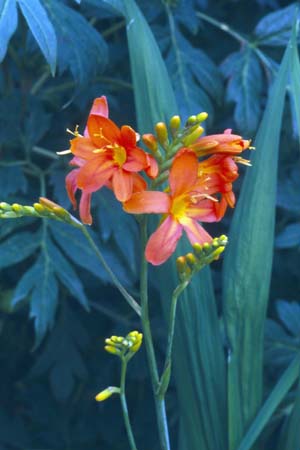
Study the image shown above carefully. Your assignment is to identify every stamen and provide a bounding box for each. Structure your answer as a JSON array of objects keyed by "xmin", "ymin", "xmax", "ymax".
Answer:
[
  {"xmin": 233, "ymin": 156, "xmax": 252, "ymax": 166},
  {"xmin": 93, "ymin": 128, "xmax": 111, "ymax": 144},
  {"xmin": 66, "ymin": 125, "xmax": 82, "ymax": 137},
  {"xmin": 57, "ymin": 149, "xmax": 72, "ymax": 155}
]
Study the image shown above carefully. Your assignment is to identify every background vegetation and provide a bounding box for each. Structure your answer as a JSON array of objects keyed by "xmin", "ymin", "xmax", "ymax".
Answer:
[{"xmin": 0, "ymin": 1, "xmax": 300, "ymax": 449}]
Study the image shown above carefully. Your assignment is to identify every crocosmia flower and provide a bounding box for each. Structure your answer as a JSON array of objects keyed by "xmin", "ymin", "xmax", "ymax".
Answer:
[
  {"xmin": 124, "ymin": 150, "xmax": 220, "ymax": 266},
  {"xmin": 190, "ymin": 128, "xmax": 250, "ymax": 157},
  {"xmin": 65, "ymin": 96, "xmax": 158, "ymax": 224}
]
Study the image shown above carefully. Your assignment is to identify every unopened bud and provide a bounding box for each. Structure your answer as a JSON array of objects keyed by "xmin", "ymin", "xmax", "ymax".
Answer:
[
  {"xmin": 104, "ymin": 345, "xmax": 121, "ymax": 355},
  {"xmin": 169, "ymin": 115, "xmax": 181, "ymax": 135},
  {"xmin": 196, "ymin": 112, "xmax": 208, "ymax": 122},
  {"xmin": 142, "ymin": 134, "xmax": 158, "ymax": 153},
  {"xmin": 182, "ymin": 126, "xmax": 204, "ymax": 146},
  {"xmin": 186, "ymin": 115, "xmax": 197, "ymax": 126},
  {"xmin": 186, "ymin": 252, "xmax": 196, "ymax": 267},
  {"xmin": 155, "ymin": 122, "xmax": 168, "ymax": 145},
  {"xmin": 95, "ymin": 386, "xmax": 120, "ymax": 402}
]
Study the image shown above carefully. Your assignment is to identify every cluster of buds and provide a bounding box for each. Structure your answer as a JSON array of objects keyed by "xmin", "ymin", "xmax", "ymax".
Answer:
[
  {"xmin": 104, "ymin": 330, "xmax": 143, "ymax": 361},
  {"xmin": 95, "ymin": 331, "xmax": 143, "ymax": 403},
  {"xmin": 0, "ymin": 198, "xmax": 81, "ymax": 227},
  {"xmin": 176, "ymin": 235, "xmax": 228, "ymax": 281}
]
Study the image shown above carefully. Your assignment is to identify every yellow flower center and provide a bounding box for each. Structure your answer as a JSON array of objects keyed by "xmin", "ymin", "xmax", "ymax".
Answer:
[
  {"xmin": 113, "ymin": 145, "xmax": 127, "ymax": 167},
  {"xmin": 171, "ymin": 195, "xmax": 187, "ymax": 220}
]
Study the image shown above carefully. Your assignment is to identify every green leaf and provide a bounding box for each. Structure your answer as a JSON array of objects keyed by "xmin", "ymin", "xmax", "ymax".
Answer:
[
  {"xmin": 0, "ymin": 230, "xmax": 40, "ymax": 269},
  {"xmin": 289, "ymin": 19, "xmax": 300, "ymax": 146},
  {"xmin": 17, "ymin": 0, "xmax": 57, "ymax": 74},
  {"xmin": 237, "ymin": 356, "xmax": 300, "ymax": 450},
  {"xmin": 47, "ymin": 237, "xmax": 89, "ymax": 311},
  {"xmin": 29, "ymin": 302, "xmax": 89, "ymax": 401},
  {"xmin": 222, "ymin": 29, "xmax": 294, "ymax": 450},
  {"xmin": 11, "ymin": 259, "xmax": 40, "ymax": 306},
  {"xmin": 278, "ymin": 377, "xmax": 300, "ymax": 450},
  {"xmin": 255, "ymin": 4, "xmax": 298, "ymax": 47},
  {"xmin": 123, "ymin": 0, "xmax": 177, "ymax": 133},
  {"xmin": 277, "ymin": 300, "xmax": 300, "ymax": 336},
  {"xmin": 221, "ymin": 48, "xmax": 263, "ymax": 135},
  {"xmin": 30, "ymin": 252, "xmax": 58, "ymax": 347},
  {"xmin": 43, "ymin": 0, "xmax": 108, "ymax": 85},
  {"xmin": 0, "ymin": 0, "xmax": 18, "ymax": 62},
  {"xmin": 275, "ymin": 223, "xmax": 300, "ymax": 248},
  {"xmin": 0, "ymin": 408, "xmax": 30, "ymax": 448},
  {"xmin": 166, "ymin": 27, "xmax": 223, "ymax": 119},
  {"xmin": 0, "ymin": 166, "xmax": 28, "ymax": 196}
]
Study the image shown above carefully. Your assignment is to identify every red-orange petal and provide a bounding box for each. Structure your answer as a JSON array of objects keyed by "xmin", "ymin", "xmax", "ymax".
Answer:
[
  {"xmin": 123, "ymin": 146, "xmax": 147, "ymax": 172},
  {"xmin": 66, "ymin": 169, "xmax": 79, "ymax": 209},
  {"xmin": 145, "ymin": 154, "xmax": 159, "ymax": 179},
  {"xmin": 77, "ymin": 159, "xmax": 115, "ymax": 192},
  {"xmin": 123, "ymin": 191, "xmax": 170, "ymax": 214},
  {"xmin": 170, "ymin": 150, "xmax": 198, "ymax": 196},
  {"xmin": 181, "ymin": 217, "xmax": 212, "ymax": 245},
  {"xmin": 132, "ymin": 173, "xmax": 147, "ymax": 193},
  {"xmin": 70, "ymin": 137, "xmax": 99, "ymax": 160},
  {"xmin": 79, "ymin": 191, "xmax": 92, "ymax": 225},
  {"xmin": 87, "ymin": 115, "xmax": 120, "ymax": 147},
  {"xmin": 84, "ymin": 96, "xmax": 109, "ymax": 137},
  {"xmin": 120, "ymin": 125, "xmax": 138, "ymax": 148},
  {"xmin": 145, "ymin": 216, "xmax": 182, "ymax": 265},
  {"xmin": 112, "ymin": 169, "xmax": 133, "ymax": 202}
]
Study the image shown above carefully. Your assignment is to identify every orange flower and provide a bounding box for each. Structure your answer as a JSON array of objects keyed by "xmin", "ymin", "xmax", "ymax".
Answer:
[
  {"xmin": 190, "ymin": 128, "xmax": 250, "ymax": 157},
  {"xmin": 124, "ymin": 150, "xmax": 219, "ymax": 265},
  {"xmin": 65, "ymin": 96, "xmax": 158, "ymax": 224}
]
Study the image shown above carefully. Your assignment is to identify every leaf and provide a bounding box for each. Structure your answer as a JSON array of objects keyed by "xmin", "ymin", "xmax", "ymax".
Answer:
[
  {"xmin": 0, "ymin": 166, "xmax": 28, "ymax": 196},
  {"xmin": 123, "ymin": 0, "xmax": 177, "ymax": 133},
  {"xmin": 29, "ymin": 302, "xmax": 89, "ymax": 401},
  {"xmin": 275, "ymin": 223, "xmax": 300, "ymax": 248},
  {"xmin": 0, "ymin": 408, "xmax": 30, "ymax": 447},
  {"xmin": 0, "ymin": 0, "xmax": 18, "ymax": 62},
  {"xmin": 0, "ymin": 230, "xmax": 40, "ymax": 269},
  {"xmin": 43, "ymin": 0, "xmax": 108, "ymax": 85},
  {"xmin": 278, "ymin": 377, "xmax": 300, "ymax": 450},
  {"xmin": 289, "ymin": 19, "xmax": 300, "ymax": 145},
  {"xmin": 30, "ymin": 252, "xmax": 59, "ymax": 347},
  {"xmin": 17, "ymin": 0, "xmax": 57, "ymax": 74},
  {"xmin": 237, "ymin": 356, "xmax": 300, "ymax": 450},
  {"xmin": 222, "ymin": 28, "xmax": 294, "ymax": 450},
  {"xmin": 11, "ymin": 259, "xmax": 41, "ymax": 306},
  {"xmin": 277, "ymin": 300, "xmax": 300, "ymax": 336},
  {"xmin": 166, "ymin": 29, "xmax": 222, "ymax": 120},
  {"xmin": 221, "ymin": 48, "xmax": 263, "ymax": 135},
  {"xmin": 47, "ymin": 237, "xmax": 89, "ymax": 310},
  {"xmin": 255, "ymin": 4, "xmax": 299, "ymax": 47},
  {"xmin": 277, "ymin": 166, "xmax": 300, "ymax": 212}
]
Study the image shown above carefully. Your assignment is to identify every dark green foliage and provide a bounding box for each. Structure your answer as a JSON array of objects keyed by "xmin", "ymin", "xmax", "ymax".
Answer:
[{"xmin": 1, "ymin": 1, "xmax": 300, "ymax": 449}]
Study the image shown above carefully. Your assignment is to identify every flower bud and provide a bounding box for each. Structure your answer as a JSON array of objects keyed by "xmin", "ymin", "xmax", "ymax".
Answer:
[
  {"xmin": 186, "ymin": 115, "xmax": 197, "ymax": 126},
  {"xmin": 196, "ymin": 112, "xmax": 208, "ymax": 122},
  {"xmin": 155, "ymin": 122, "xmax": 168, "ymax": 145},
  {"xmin": 181, "ymin": 126, "xmax": 204, "ymax": 146},
  {"xmin": 142, "ymin": 133, "xmax": 158, "ymax": 153},
  {"xmin": 169, "ymin": 115, "xmax": 181, "ymax": 136},
  {"xmin": 95, "ymin": 386, "xmax": 120, "ymax": 402},
  {"xmin": 104, "ymin": 345, "xmax": 121, "ymax": 355}
]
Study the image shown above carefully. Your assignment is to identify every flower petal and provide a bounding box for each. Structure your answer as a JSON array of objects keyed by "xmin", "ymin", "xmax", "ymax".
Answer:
[
  {"xmin": 77, "ymin": 159, "xmax": 115, "ymax": 192},
  {"xmin": 145, "ymin": 216, "xmax": 182, "ymax": 265},
  {"xmin": 132, "ymin": 173, "xmax": 147, "ymax": 192},
  {"xmin": 186, "ymin": 199, "xmax": 218, "ymax": 222},
  {"xmin": 123, "ymin": 191, "xmax": 170, "ymax": 214},
  {"xmin": 170, "ymin": 150, "xmax": 198, "ymax": 196},
  {"xmin": 112, "ymin": 169, "xmax": 133, "ymax": 202},
  {"xmin": 79, "ymin": 191, "xmax": 92, "ymax": 225},
  {"xmin": 84, "ymin": 96, "xmax": 109, "ymax": 137},
  {"xmin": 70, "ymin": 137, "xmax": 99, "ymax": 160},
  {"xmin": 87, "ymin": 115, "xmax": 120, "ymax": 147},
  {"xmin": 66, "ymin": 169, "xmax": 79, "ymax": 209},
  {"xmin": 181, "ymin": 217, "xmax": 212, "ymax": 245},
  {"xmin": 123, "ymin": 146, "xmax": 147, "ymax": 172},
  {"xmin": 120, "ymin": 125, "xmax": 138, "ymax": 148},
  {"xmin": 145, "ymin": 154, "xmax": 159, "ymax": 179}
]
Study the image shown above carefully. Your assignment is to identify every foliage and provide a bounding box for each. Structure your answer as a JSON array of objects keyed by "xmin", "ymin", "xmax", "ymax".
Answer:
[{"xmin": 1, "ymin": 1, "xmax": 300, "ymax": 450}]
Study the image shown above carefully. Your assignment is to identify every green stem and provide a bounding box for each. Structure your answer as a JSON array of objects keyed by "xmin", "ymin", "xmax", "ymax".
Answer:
[
  {"xmin": 80, "ymin": 226, "xmax": 141, "ymax": 316},
  {"xmin": 120, "ymin": 358, "xmax": 138, "ymax": 450},
  {"xmin": 162, "ymin": 281, "xmax": 189, "ymax": 384},
  {"xmin": 196, "ymin": 11, "xmax": 248, "ymax": 44},
  {"xmin": 139, "ymin": 217, "xmax": 171, "ymax": 450}
]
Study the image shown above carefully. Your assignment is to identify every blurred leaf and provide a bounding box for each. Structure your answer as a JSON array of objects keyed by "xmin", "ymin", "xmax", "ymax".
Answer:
[
  {"xmin": 222, "ymin": 28, "xmax": 293, "ymax": 450},
  {"xmin": 275, "ymin": 223, "xmax": 300, "ymax": 248},
  {"xmin": 278, "ymin": 377, "xmax": 300, "ymax": 450},
  {"xmin": 0, "ymin": 166, "xmax": 28, "ymax": 196},
  {"xmin": 30, "ymin": 251, "xmax": 58, "ymax": 347},
  {"xmin": 98, "ymin": 0, "xmax": 124, "ymax": 15},
  {"xmin": 277, "ymin": 300, "xmax": 300, "ymax": 336},
  {"xmin": 289, "ymin": 18, "xmax": 300, "ymax": 146},
  {"xmin": 0, "ymin": 0, "xmax": 18, "ymax": 62},
  {"xmin": 30, "ymin": 302, "xmax": 89, "ymax": 401},
  {"xmin": 0, "ymin": 230, "xmax": 40, "ymax": 269},
  {"xmin": 166, "ymin": 28, "xmax": 223, "ymax": 120},
  {"xmin": 255, "ymin": 3, "xmax": 298, "ymax": 46},
  {"xmin": 43, "ymin": 0, "xmax": 108, "ymax": 85},
  {"xmin": 0, "ymin": 408, "xmax": 31, "ymax": 447},
  {"xmin": 277, "ymin": 166, "xmax": 300, "ymax": 212},
  {"xmin": 17, "ymin": 0, "xmax": 57, "ymax": 74},
  {"xmin": 24, "ymin": 97, "xmax": 51, "ymax": 146},
  {"xmin": 0, "ymin": 94, "xmax": 22, "ymax": 145},
  {"xmin": 237, "ymin": 356, "xmax": 300, "ymax": 450},
  {"xmin": 221, "ymin": 47, "xmax": 263, "ymax": 135}
]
